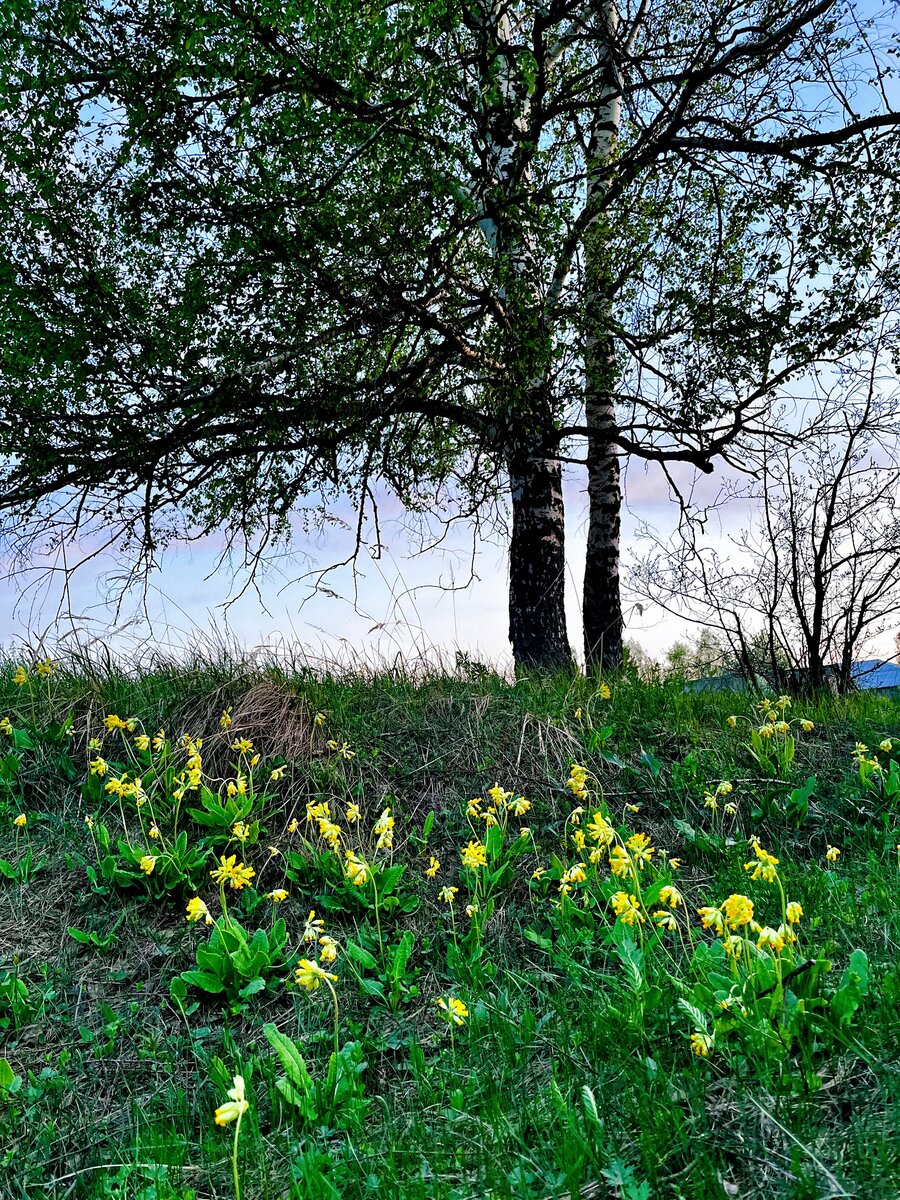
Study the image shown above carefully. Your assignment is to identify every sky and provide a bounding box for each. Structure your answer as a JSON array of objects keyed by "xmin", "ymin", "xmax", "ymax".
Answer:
[{"xmin": 0, "ymin": 457, "xmax": 710, "ymax": 670}]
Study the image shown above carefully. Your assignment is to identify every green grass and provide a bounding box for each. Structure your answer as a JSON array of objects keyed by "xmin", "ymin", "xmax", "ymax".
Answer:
[{"xmin": 1, "ymin": 655, "xmax": 899, "ymax": 1199}]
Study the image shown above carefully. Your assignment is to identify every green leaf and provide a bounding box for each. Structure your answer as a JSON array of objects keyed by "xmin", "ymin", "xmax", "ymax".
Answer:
[
  {"xmin": 346, "ymin": 942, "xmax": 379, "ymax": 971},
  {"xmin": 239, "ymin": 976, "xmax": 266, "ymax": 997},
  {"xmin": 181, "ymin": 969, "xmax": 226, "ymax": 994},
  {"xmin": 0, "ymin": 1058, "xmax": 16, "ymax": 1089}
]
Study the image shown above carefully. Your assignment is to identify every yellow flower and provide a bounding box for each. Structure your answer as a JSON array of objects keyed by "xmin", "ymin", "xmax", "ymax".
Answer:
[
  {"xmin": 84, "ymin": 816, "xmax": 94, "ymax": 831},
  {"xmin": 231, "ymin": 738, "xmax": 254, "ymax": 754},
  {"xmin": 466, "ymin": 798, "xmax": 483, "ymax": 817},
  {"xmin": 34, "ymin": 658, "xmax": 54, "ymax": 679},
  {"xmin": 757, "ymin": 926, "xmax": 786, "ymax": 954},
  {"xmin": 373, "ymin": 808, "xmax": 394, "ymax": 850},
  {"xmin": 215, "ymin": 1075, "xmax": 249, "ymax": 1126},
  {"xmin": 598, "ymin": 683, "xmax": 611, "ymax": 700},
  {"xmin": 267, "ymin": 889, "xmax": 289, "ymax": 903},
  {"xmin": 572, "ymin": 829, "xmax": 586, "ymax": 850},
  {"xmin": 726, "ymin": 715, "xmax": 738, "ymax": 728},
  {"xmin": 0, "ymin": 717, "xmax": 12, "ymax": 737},
  {"xmin": 314, "ymin": 711, "xmax": 326, "ymax": 727},
  {"xmin": 219, "ymin": 708, "xmax": 233, "ymax": 730},
  {"xmin": 698, "ymin": 906, "xmax": 725, "ymax": 935},
  {"xmin": 531, "ymin": 867, "xmax": 546, "ymax": 881},
  {"xmin": 587, "ymin": 813, "xmax": 614, "ymax": 845},
  {"xmin": 103, "ymin": 714, "xmax": 127, "ymax": 732},
  {"xmin": 232, "ymin": 821, "xmax": 250, "ymax": 842},
  {"xmin": 611, "ymin": 892, "xmax": 644, "ymax": 924},
  {"xmin": 625, "ymin": 803, "xmax": 640, "ymax": 814},
  {"xmin": 438, "ymin": 885, "xmax": 459, "ymax": 904},
  {"xmin": 89, "ymin": 756, "xmax": 108, "ymax": 777},
  {"xmin": 140, "ymin": 855, "xmax": 157, "ymax": 875},
  {"xmin": 658, "ymin": 885, "xmax": 683, "ymax": 909},
  {"xmin": 786, "ymin": 901, "xmax": 803, "ymax": 923},
  {"xmin": 268, "ymin": 845, "xmax": 280, "ymax": 858},
  {"xmin": 318, "ymin": 935, "xmax": 338, "ymax": 963},
  {"xmin": 569, "ymin": 806, "xmax": 585, "ymax": 825},
  {"xmin": 562, "ymin": 862, "xmax": 587, "ymax": 885},
  {"xmin": 722, "ymin": 894, "xmax": 754, "ymax": 929},
  {"xmin": 668, "ymin": 858, "xmax": 682, "ymax": 871},
  {"xmin": 148, "ymin": 824, "xmax": 161, "ymax": 840},
  {"xmin": 302, "ymin": 910, "xmax": 325, "ymax": 942},
  {"xmin": 723, "ymin": 935, "xmax": 745, "ymax": 959},
  {"xmin": 344, "ymin": 849, "xmax": 369, "ymax": 886},
  {"xmin": 13, "ymin": 813, "xmax": 27, "ymax": 828},
  {"xmin": 270, "ymin": 767, "xmax": 285, "ymax": 782},
  {"xmin": 800, "ymin": 720, "xmax": 814, "ymax": 732},
  {"xmin": 134, "ymin": 734, "xmax": 150, "ymax": 751},
  {"xmin": 436, "ymin": 996, "xmax": 468, "ymax": 1026},
  {"xmin": 465, "ymin": 903, "xmax": 479, "ymax": 918},
  {"xmin": 461, "ymin": 841, "xmax": 487, "ymax": 870},
  {"xmin": 774, "ymin": 720, "xmax": 790, "ymax": 734},
  {"xmin": 690, "ymin": 1032, "xmax": 713, "ymax": 1058},
  {"xmin": 574, "ymin": 707, "xmax": 582, "ymax": 720},
  {"xmin": 318, "ymin": 818, "xmax": 342, "ymax": 849},
  {"xmin": 424, "ymin": 856, "xmax": 441, "ymax": 878},
  {"xmin": 210, "ymin": 855, "xmax": 255, "ymax": 890},
  {"xmin": 287, "ymin": 818, "xmax": 299, "ymax": 833},
  {"xmin": 186, "ymin": 897, "xmax": 213, "ymax": 925},
  {"xmin": 487, "ymin": 783, "xmax": 513, "ymax": 807},
  {"xmin": 825, "ymin": 845, "xmax": 840, "ymax": 863},
  {"xmin": 609, "ymin": 845, "xmax": 631, "ymax": 877},
  {"xmin": 509, "ymin": 796, "xmax": 530, "ymax": 818},
  {"xmin": 653, "ymin": 910, "xmax": 677, "ymax": 931},
  {"xmin": 703, "ymin": 794, "xmax": 718, "ymax": 810},
  {"xmin": 880, "ymin": 739, "xmax": 893, "ymax": 753},
  {"xmin": 716, "ymin": 781, "xmax": 733, "ymax": 796},
  {"xmin": 295, "ymin": 958, "xmax": 337, "ymax": 990},
  {"xmin": 744, "ymin": 843, "xmax": 779, "ymax": 883},
  {"xmin": 152, "ymin": 729, "xmax": 166, "ymax": 752},
  {"xmin": 345, "ymin": 802, "xmax": 360, "ymax": 823},
  {"xmin": 757, "ymin": 724, "xmax": 773, "ymax": 739},
  {"xmin": 13, "ymin": 666, "xmax": 28, "ymax": 686}
]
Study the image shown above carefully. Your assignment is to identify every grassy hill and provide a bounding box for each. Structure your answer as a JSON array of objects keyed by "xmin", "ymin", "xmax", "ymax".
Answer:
[{"xmin": 1, "ymin": 655, "xmax": 899, "ymax": 1199}]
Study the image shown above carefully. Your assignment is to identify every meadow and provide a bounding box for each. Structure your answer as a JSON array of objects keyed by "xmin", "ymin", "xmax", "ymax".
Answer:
[{"xmin": 1, "ymin": 653, "xmax": 898, "ymax": 1199}]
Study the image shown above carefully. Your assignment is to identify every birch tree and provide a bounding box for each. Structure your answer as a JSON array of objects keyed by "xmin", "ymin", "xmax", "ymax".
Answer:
[{"xmin": 1, "ymin": 0, "xmax": 898, "ymax": 668}]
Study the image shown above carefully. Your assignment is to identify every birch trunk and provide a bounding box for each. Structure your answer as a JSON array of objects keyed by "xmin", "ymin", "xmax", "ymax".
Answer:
[
  {"xmin": 508, "ymin": 434, "xmax": 573, "ymax": 669},
  {"xmin": 582, "ymin": 2, "xmax": 625, "ymax": 670}
]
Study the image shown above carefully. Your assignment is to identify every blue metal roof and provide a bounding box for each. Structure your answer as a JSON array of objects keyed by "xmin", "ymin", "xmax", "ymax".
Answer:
[{"xmin": 850, "ymin": 659, "xmax": 900, "ymax": 690}]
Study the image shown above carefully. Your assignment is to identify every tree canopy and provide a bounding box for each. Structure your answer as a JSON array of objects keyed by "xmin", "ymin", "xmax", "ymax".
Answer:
[{"xmin": 2, "ymin": 0, "xmax": 899, "ymax": 666}]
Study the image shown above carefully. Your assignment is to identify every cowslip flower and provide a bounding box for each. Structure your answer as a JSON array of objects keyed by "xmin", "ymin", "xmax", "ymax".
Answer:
[
  {"xmin": 465, "ymin": 903, "xmax": 479, "ymax": 919},
  {"xmin": 34, "ymin": 659, "xmax": 54, "ymax": 679},
  {"xmin": 658, "ymin": 885, "xmax": 683, "ymax": 909},
  {"xmin": 215, "ymin": 1075, "xmax": 249, "ymax": 1126},
  {"xmin": 345, "ymin": 802, "xmax": 360, "ymax": 822},
  {"xmin": 13, "ymin": 813, "xmax": 27, "ymax": 828},
  {"xmin": 800, "ymin": 720, "xmax": 814, "ymax": 732},
  {"xmin": 726, "ymin": 715, "xmax": 738, "ymax": 728},
  {"xmin": 744, "ymin": 843, "xmax": 779, "ymax": 883},
  {"xmin": 653, "ymin": 910, "xmax": 677, "ymax": 931},
  {"xmin": 436, "ymin": 996, "xmax": 468, "ymax": 1026},
  {"xmin": 13, "ymin": 666, "xmax": 28, "ymax": 686},
  {"xmin": 825, "ymin": 845, "xmax": 840, "ymax": 863},
  {"xmin": 880, "ymin": 739, "xmax": 893, "ymax": 753},
  {"xmin": 438, "ymin": 885, "xmax": 458, "ymax": 904},
  {"xmin": 757, "ymin": 926, "xmax": 786, "ymax": 953},
  {"xmin": 186, "ymin": 897, "xmax": 213, "ymax": 925},
  {"xmin": 690, "ymin": 1032, "xmax": 713, "ymax": 1058},
  {"xmin": 598, "ymin": 683, "xmax": 611, "ymax": 700},
  {"xmin": 425, "ymin": 856, "xmax": 440, "ymax": 878},
  {"xmin": 786, "ymin": 901, "xmax": 803, "ymax": 923},
  {"xmin": 302, "ymin": 910, "xmax": 324, "ymax": 942},
  {"xmin": 219, "ymin": 708, "xmax": 233, "ymax": 730},
  {"xmin": 210, "ymin": 855, "xmax": 255, "ymax": 890},
  {"xmin": 461, "ymin": 841, "xmax": 487, "ymax": 870},
  {"xmin": 270, "ymin": 767, "xmax": 285, "ymax": 782},
  {"xmin": 626, "ymin": 832, "xmax": 654, "ymax": 867},
  {"xmin": 611, "ymin": 892, "xmax": 644, "ymax": 925},
  {"xmin": 722, "ymin": 894, "xmax": 754, "ymax": 930},
  {"xmin": 231, "ymin": 738, "xmax": 254, "ymax": 755},
  {"xmin": 148, "ymin": 824, "xmax": 161, "ymax": 840},
  {"xmin": 698, "ymin": 906, "xmax": 726, "ymax": 935},
  {"xmin": 318, "ymin": 935, "xmax": 338, "ymax": 964},
  {"xmin": 0, "ymin": 718, "xmax": 13, "ymax": 737},
  {"xmin": 295, "ymin": 958, "xmax": 337, "ymax": 990},
  {"xmin": 152, "ymin": 728, "xmax": 166, "ymax": 751},
  {"xmin": 140, "ymin": 855, "xmax": 157, "ymax": 875},
  {"xmin": 344, "ymin": 849, "xmax": 369, "ymax": 885},
  {"xmin": 587, "ymin": 813, "xmax": 614, "ymax": 845},
  {"xmin": 267, "ymin": 889, "xmax": 289, "ymax": 903},
  {"xmin": 373, "ymin": 808, "xmax": 394, "ymax": 850},
  {"xmin": 609, "ymin": 845, "xmax": 631, "ymax": 877}
]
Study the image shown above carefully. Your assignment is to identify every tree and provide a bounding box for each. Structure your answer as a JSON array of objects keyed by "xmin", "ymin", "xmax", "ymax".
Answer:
[
  {"xmin": 1, "ymin": 1, "xmax": 899, "ymax": 668},
  {"xmin": 633, "ymin": 350, "xmax": 900, "ymax": 693}
]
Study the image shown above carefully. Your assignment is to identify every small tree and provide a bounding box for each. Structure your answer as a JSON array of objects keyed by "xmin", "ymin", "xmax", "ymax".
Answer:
[{"xmin": 633, "ymin": 355, "xmax": 900, "ymax": 693}]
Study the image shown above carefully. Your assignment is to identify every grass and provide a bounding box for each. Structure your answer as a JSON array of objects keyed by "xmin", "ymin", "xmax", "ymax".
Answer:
[{"xmin": 1, "ymin": 652, "xmax": 899, "ymax": 1199}]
